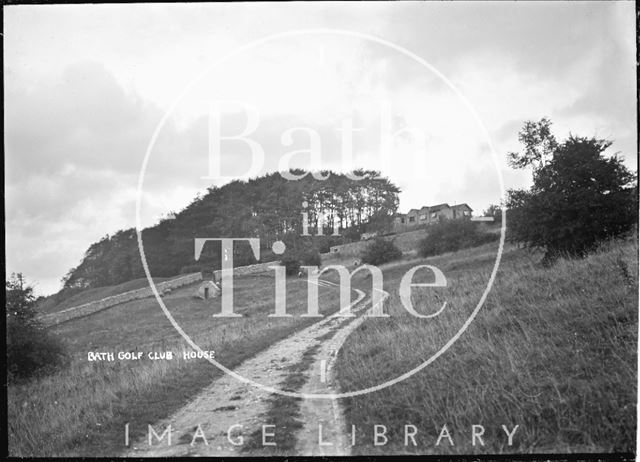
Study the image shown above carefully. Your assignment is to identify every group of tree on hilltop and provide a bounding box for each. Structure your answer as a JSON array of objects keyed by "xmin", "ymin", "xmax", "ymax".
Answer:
[{"xmin": 61, "ymin": 169, "xmax": 400, "ymax": 290}]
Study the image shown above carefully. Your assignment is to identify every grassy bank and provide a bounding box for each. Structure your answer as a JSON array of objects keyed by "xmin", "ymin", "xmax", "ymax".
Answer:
[
  {"xmin": 10, "ymin": 237, "xmax": 637, "ymax": 456},
  {"xmin": 335, "ymin": 239, "xmax": 637, "ymax": 454},
  {"xmin": 8, "ymin": 274, "xmax": 343, "ymax": 457},
  {"xmin": 35, "ymin": 276, "xmax": 171, "ymax": 315}
]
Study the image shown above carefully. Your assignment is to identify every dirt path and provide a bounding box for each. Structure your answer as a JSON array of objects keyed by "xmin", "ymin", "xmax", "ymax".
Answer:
[{"xmin": 125, "ymin": 279, "xmax": 382, "ymax": 457}]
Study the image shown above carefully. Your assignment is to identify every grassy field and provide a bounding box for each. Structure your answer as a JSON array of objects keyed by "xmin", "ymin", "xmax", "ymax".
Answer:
[
  {"xmin": 7, "ymin": 273, "xmax": 347, "ymax": 457},
  {"xmin": 334, "ymin": 238, "xmax": 637, "ymax": 454},
  {"xmin": 9, "ymin": 235, "xmax": 637, "ymax": 456}
]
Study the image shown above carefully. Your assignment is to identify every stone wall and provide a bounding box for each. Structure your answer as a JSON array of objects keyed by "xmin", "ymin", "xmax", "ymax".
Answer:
[
  {"xmin": 39, "ymin": 261, "xmax": 282, "ymax": 327},
  {"xmin": 211, "ymin": 260, "xmax": 280, "ymax": 279},
  {"xmin": 38, "ymin": 273, "xmax": 203, "ymax": 327}
]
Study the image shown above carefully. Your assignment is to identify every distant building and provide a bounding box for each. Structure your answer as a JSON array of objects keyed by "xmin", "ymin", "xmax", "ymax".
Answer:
[
  {"xmin": 394, "ymin": 203, "xmax": 473, "ymax": 231},
  {"xmin": 451, "ymin": 203, "xmax": 473, "ymax": 219}
]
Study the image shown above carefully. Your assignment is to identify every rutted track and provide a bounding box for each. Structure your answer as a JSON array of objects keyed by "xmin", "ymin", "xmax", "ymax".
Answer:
[{"xmin": 125, "ymin": 278, "xmax": 385, "ymax": 457}]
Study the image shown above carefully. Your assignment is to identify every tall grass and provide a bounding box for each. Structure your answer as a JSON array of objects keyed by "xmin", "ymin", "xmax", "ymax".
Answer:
[
  {"xmin": 335, "ymin": 239, "xmax": 637, "ymax": 454},
  {"xmin": 8, "ymin": 274, "xmax": 345, "ymax": 456},
  {"xmin": 11, "ymin": 238, "xmax": 637, "ymax": 455}
]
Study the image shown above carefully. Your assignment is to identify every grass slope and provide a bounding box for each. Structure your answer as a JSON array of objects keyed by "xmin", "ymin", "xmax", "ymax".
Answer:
[
  {"xmin": 36, "ymin": 277, "xmax": 171, "ymax": 315},
  {"xmin": 8, "ymin": 274, "xmax": 345, "ymax": 457},
  {"xmin": 335, "ymin": 239, "xmax": 637, "ymax": 454},
  {"xmin": 10, "ymin": 236, "xmax": 637, "ymax": 456}
]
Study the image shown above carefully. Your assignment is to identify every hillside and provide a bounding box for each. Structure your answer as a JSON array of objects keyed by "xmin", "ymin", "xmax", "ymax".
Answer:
[
  {"xmin": 335, "ymin": 238, "xmax": 637, "ymax": 453},
  {"xmin": 322, "ymin": 222, "xmax": 501, "ymax": 264},
  {"xmin": 36, "ymin": 277, "xmax": 170, "ymax": 315},
  {"xmin": 8, "ymin": 236, "xmax": 637, "ymax": 456},
  {"xmin": 59, "ymin": 170, "xmax": 400, "ymax": 293},
  {"xmin": 9, "ymin": 271, "xmax": 347, "ymax": 456}
]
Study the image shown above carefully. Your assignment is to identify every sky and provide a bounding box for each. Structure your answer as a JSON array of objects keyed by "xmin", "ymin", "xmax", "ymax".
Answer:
[{"xmin": 4, "ymin": 2, "xmax": 637, "ymax": 296}]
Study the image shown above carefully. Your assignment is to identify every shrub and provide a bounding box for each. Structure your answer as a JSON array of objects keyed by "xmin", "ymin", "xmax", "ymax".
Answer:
[
  {"xmin": 418, "ymin": 219, "xmax": 498, "ymax": 257},
  {"xmin": 343, "ymin": 227, "xmax": 362, "ymax": 242},
  {"xmin": 6, "ymin": 274, "xmax": 68, "ymax": 382},
  {"xmin": 313, "ymin": 235, "xmax": 344, "ymax": 254},
  {"xmin": 7, "ymin": 321, "xmax": 68, "ymax": 382},
  {"xmin": 483, "ymin": 204, "xmax": 503, "ymax": 224},
  {"xmin": 360, "ymin": 238, "xmax": 403, "ymax": 266},
  {"xmin": 280, "ymin": 234, "xmax": 322, "ymax": 276}
]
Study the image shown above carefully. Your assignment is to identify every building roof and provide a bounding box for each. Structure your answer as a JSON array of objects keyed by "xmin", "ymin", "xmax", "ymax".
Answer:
[
  {"xmin": 398, "ymin": 203, "xmax": 472, "ymax": 215},
  {"xmin": 428, "ymin": 203, "xmax": 451, "ymax": 212}
]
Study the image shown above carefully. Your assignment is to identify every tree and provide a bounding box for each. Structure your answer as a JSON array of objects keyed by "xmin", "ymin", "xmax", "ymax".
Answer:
[
  {"xmin": 279, "ymin": 233, "xmax": 322, "ymax": 276},
  {"xmin": 506, "ymin": 119, "xmax": 637, "ymax": 263},
  {"xmin": 6, "ymin": 273, "xmax": 68, "ymax": 381},
  {"xmin": 507, "ymin": 117, "xmax": 558, "ymax": 171},
  {"xmin": 361, "ymin": 238, "xmax": 402, "ymax": 266},
  {"xmin": 482, "ymin": 204, "xmax": 503, "ymax": 224},
  {"xmin": 6, "ymin": 273, "xmax": 38, "ymax": 326}
]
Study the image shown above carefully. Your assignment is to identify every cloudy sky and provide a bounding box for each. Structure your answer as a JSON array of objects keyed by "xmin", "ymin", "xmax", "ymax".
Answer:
[{"xmin": 5, "ymin": 2, "xmax": 637, "ymax": 296}]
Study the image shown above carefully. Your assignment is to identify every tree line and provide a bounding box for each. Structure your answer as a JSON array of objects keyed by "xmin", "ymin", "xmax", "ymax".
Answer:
[{"xmin": 61, "ymin": 169, "xmax": 400, "ymax": 290}]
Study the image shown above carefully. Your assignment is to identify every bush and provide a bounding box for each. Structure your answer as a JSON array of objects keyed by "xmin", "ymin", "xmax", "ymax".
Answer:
[
  {"xmin": 417, "ymin": 219, "xmax": 498, "ymax": 257},
  {"xmin": 360, "ymin": 238, "xmax": 403, "ymax": 266},
  {"xmin": 483, "ymin": 204, "xmax": 503, "ymax": 224},
  {"xmin": 311, "ymin": 235, "xmax": 344, "ymax": 254},
  {"xmin": 6, "ymin": 274, "xmax": 68, "ymax": 382},
  {"xmin": 280, "ymin": 234, "xmax": 322, "ymax": 276},
  {"xmin": 7, "ymin": 321, "xmax": 68, "ymax": 382},
  {"xmin": 343, "ymin": 227, "xmax": 362, "ymax": 242}
]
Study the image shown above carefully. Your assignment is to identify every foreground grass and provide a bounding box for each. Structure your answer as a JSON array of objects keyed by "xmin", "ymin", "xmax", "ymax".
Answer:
[
  {"xmin": 8, "ymin": 274, "xmax": 343, "ymax": 457},
  {"xmin": 335, "ymin": 239, "xmax": 637, "ymax": 454}
]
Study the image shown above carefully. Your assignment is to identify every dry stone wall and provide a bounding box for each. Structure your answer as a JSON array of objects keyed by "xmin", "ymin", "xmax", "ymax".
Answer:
[
  {"xmin": 38, "ymin": 273, "xmax": 202, "ymax": 327},
  {"xmin": 212, "ymin": 260, "xmax": 279, "ymax": 279},
  {"xmin": 38, "ymin": 261, "xmax": 281, "ymax": 327}
]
